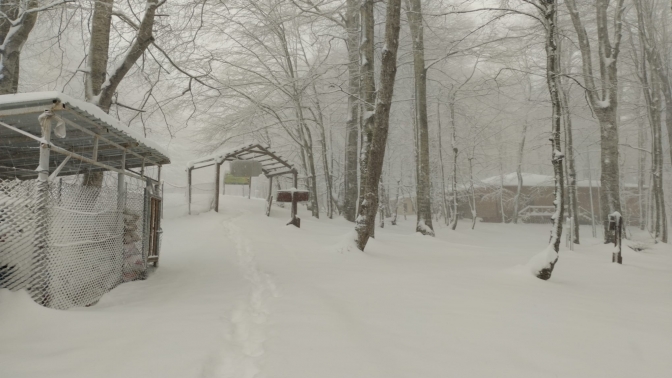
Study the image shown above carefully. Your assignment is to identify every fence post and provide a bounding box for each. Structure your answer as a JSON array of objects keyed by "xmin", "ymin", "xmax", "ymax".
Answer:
[
  {"xmin": 118, "ymin": 149, "xmax": 126, "ymax": 210},
  {"xmin": 187, "ymin": 167, "xmax": 192, "ymax": 215},
  {"xmin": 32, "ymin": 118, "xmax": 51, "ymax": 306}
]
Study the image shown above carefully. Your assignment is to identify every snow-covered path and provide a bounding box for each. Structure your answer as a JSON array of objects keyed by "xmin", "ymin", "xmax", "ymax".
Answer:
[{"xmin": 2, "ymin": 194, "xmax": 672, "ymax": 377}]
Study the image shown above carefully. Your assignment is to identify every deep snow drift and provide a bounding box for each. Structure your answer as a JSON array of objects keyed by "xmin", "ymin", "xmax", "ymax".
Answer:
[{"xmin": 1, "ymin": 195, "xmax": 671, "ymax": 378}]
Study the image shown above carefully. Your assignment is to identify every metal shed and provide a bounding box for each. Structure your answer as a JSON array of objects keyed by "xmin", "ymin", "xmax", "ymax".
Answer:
[{"xmin": 0, "ymin": 92, "xmax": 170, "ymax": 309}]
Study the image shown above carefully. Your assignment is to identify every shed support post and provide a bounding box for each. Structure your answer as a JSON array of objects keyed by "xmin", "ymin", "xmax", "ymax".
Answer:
[
  {"xmin": 33, "ymin": 121, "xmax": 51, "ymax": 305},
  {"xmin": 266, "ymin": 176, "xmax": 273, "ymax": 217},
  {"xmin": 118, "ymin": 149, "xmax": 126, "ymax": 210},
  {"xmin": 215, "ymin": 163, "xmax": 221, "ymax": 212},
  {"xmin": 248, "ymin": 177, "xmax": 252, "ymax": 199},
  {"xmin": 188, "ymin": 168, "xmax": 192, "ymax": 215}
]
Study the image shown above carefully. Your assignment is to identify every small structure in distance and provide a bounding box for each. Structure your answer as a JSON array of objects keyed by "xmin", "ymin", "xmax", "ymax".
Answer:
[{"xmin": 186, "ymin": 144, "xmax": 298, "ymax": 215}]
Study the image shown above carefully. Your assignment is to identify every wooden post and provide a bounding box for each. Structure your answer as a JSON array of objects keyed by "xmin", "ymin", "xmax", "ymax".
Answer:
[
  {"xmin": 611, "ymin": 212, "xmax": 623, "ymax": 264},
  {"xmin": 248, "ymin": 177, "xmax": 252, "ymax": 199},
  {"xmin": 290, "ymin": 193, "xmax": 299, "ymax": 227},
  {"xmin": 188, "ymin": 168, "xmax": 192, "ymax": 215},
  {"xmin": 266, "ymin": 176, "xmax": 273, "ymax": 216},
  {"xmin": 215, "ymin": 163, "xmax": 221, "ymax": 212}
]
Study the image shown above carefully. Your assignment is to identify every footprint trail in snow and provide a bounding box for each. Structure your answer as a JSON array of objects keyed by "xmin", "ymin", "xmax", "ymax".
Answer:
[{"xmin": 203, "ymin": 218, "xmax": 278, "ymax": 378}]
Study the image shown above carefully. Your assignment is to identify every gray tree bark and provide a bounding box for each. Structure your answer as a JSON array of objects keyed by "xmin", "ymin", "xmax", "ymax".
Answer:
[
  {"xmin": 559, "ymin": 85, "xmax": 579, "ymax": 244},
  {"xmin": 343, "ymin": 0, "xmax": 360, "ymax": 222},
  {"xmin": 449, "ymin": 97, "xmax": 459, "ymax": 230},
  {"xmin": 437, "ymin": 103, "xmax": 450, "ymax": 226},
  {"xmin": 565, "ymin": 0, "xmax": 624, "ymax": 244},
  {"xmin": 405, "ymin": 0, "xmax": 434, "ymax": 236},
  {"xmin": 511, "ymin": 122, "xmax": 527, "ymax": 224},
  {"xmin": 355, "ymin": 0, "xmax": 402, "ymax": 250},
  {"xmin": 357, "ymin": 0, "xmax": 375, "ymax": 227},
  {"xmin": 530, "ymin": 0, "xmax": 565, "ymax": 280},
  {"xmin": 0, "ymin": 0, "xmax": 39, "ymax": 94}
]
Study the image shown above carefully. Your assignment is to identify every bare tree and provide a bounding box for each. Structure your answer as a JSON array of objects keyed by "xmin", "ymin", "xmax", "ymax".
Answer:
[
  {"xmin": 565, "ymin": 0, "xmax": 625, "ymax": 243},
  {"xmin": 343, "ymin": 0, "xmax": 360, "ymax": 222},
  {"xmin": 405, "ymin": 0, "xmax": 433, "ymax": 236},
  {"xmin": 355, "ymin": 0, "xmax": 402, "ymax": 250},
  {"xmin": 0, "ymin": 0, "xmax": 68, "ymax": 94},
  {"xmin": 559, "ymin": 40, "xmax": 579, "ymax": 244}
]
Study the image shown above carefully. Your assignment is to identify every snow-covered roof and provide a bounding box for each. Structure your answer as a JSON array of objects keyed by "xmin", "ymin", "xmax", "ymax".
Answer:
[
  {"xmin": 481, "ymin": 173, "xmax": 643, "ymax": 189},
  {"xmin": 187, "ymin": 143, "xmax": 296, "ymax": 177},
  {"xmin": 0, "ymin": 92, "xmax": 169, "ymax": 157},
  {"xmin": 481, "ymin": 173, "xmax": 555, "ymax": 187},
  {"xmin": 0, "ymin": 92, "xmax": 170, "ymax": 180}
]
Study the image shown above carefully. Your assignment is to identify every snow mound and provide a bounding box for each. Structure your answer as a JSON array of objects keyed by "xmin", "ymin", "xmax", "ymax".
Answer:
[{"xmin": 525, "ymin": 244, "xmax": 558, "ymax": 277}]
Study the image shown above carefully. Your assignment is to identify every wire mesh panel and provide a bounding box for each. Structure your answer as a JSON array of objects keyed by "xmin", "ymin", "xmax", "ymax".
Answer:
[
  {"xmin": 0, "ymin": 177, "xmax": 153, "ymax": 309},
  {"xmin": 41, "ymin": 183, "xmax": 125, "ymax": 308},
  {"xmin": 0, "ymin": 179, "xmax": 39, "ymax": 291}
]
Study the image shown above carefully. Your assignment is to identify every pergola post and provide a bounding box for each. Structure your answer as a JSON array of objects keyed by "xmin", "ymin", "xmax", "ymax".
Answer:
[
  {"xmin": 266, "ymin": 176, "xmax": 273, "ymax": 216},
  {"xmin": 291, "ymin": 170, "xmax": 298, "ymax": 222},
  {"xmin": 188, "ymin": 167, "xmax": 193, "ymax": 215},
  {"xmin": 215, "ymin": 162, "xmax": 221, "ymax": 212}
]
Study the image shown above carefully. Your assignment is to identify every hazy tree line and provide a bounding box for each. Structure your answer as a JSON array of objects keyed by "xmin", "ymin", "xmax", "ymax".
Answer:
[{"xmin": 3, "ymin": 0, "xmax": 672, "ymax": 279}]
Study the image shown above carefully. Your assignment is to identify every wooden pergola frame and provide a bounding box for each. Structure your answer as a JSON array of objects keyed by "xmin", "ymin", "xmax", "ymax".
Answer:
[{"xmin": 187, "ymin": 144, "xmax": 297, "ymax": 214}]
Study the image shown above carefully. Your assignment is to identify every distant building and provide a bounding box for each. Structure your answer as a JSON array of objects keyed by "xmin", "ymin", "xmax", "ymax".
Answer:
[{"xmin": 458, "ymin": 173, "xmax": 645, "ymax": 227}]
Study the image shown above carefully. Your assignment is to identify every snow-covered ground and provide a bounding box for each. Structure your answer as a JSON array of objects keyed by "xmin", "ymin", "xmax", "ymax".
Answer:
[{"xmin": 2, "ymin": 195, "xmax": 672, "ymax": 377}]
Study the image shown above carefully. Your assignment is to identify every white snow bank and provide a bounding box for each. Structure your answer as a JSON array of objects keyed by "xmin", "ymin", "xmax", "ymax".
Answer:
[
  {"xmin": 3, "ymin": 195, "xmax": 672, "ymax": 378},
  {"xmin": 525, "ymin": 243, "xmax": 559, "ymax": 277}
]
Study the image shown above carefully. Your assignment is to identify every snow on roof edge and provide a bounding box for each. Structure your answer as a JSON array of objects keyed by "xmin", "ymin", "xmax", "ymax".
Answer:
[
  {"xmin": 0, "ymin": 91, "xmax": 170, "ymax": 161},
  {"xmin": 186, "ymin": 143, "xmax": 258, "ymax": 169}
]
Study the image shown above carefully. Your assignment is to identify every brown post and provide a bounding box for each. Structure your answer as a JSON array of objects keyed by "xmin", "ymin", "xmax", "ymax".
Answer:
[
  {"xmin": 287, "ymin": 171, "xmax": 299, "ymax": 227},
  {"xmin": 248, "ymin": 177, "xmax": 252, "ymax": 199},
  {"xmin": 266, "ymin": 176, "xmax": 274, "ymax": 216},
  {"xmin": 188, "ymin": 168, "xmax": 192, "ymax": 215},
  {"xmin": 215, "ymin": 163, "xmax": 221, "ymax": 212}
]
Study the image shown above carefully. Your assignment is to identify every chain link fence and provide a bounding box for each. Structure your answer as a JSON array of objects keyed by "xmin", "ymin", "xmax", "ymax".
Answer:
[{"xmin": 0, "ymin": 177, "xmax": 154, "ymax": 309}]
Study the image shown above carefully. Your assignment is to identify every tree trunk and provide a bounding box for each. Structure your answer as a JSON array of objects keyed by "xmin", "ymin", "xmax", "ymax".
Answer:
[
  {"xmin": 468, "ymin": 155, "xmax": 476, "ymax": 230},
  {"xmin": 343, "ymin": 0, "xmax": 360, "ymax": 222},
  {"xmin": 405, "ymin": 0, "xmax": 434, "ymax": 236},
  {"xmin": 511, "ymin": 122, "xmax": 528, "ymax": 224},
  {"xmin": 0, "ymin": 0, "xmax": 39, "ymax": 94},
  {"xmin": 637, "ymin": 90, "xmax": 647, "ymax": 230},
  {"xmin": 631, "ymin": 5, "xmax": 667, "ymax": 242},
  {"xmin": 530, "ymin": 1, "xmax": 564, "ymax": 280},
  {"xmin": 92, "ymin": 0, "xmax": 160, "ymax": 112},
  {"xmin": 450, "ymin": 97, "xmax": 459, "ymax": 230},
  {"xmin": 311, "ymin": 83, "xmax": 334, "ymax": 219},
  {"xmin": 437, "ymin": 103, "xmax": 449, "ymax": 226},
  {"xmin": 355, "ymin": 0, "xmax": 402, "ymax": 251},
  {"xmin": 392, "ymin": 180, "xmax": 400, "ymax": 225},
  {"xmin": 559, "ymin": 85, "xmax": 579, "ymax": 243},
  {"xmin": 357, "ymin": 0, "xmax": 376, "ymax": 225},
  {"xmin": 498, "ymin": 158, "xmax": 506, "ymax": 224},
  {"xmin": 565, "ymin": 0, "xmax": 624, "ymax": 244}
]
